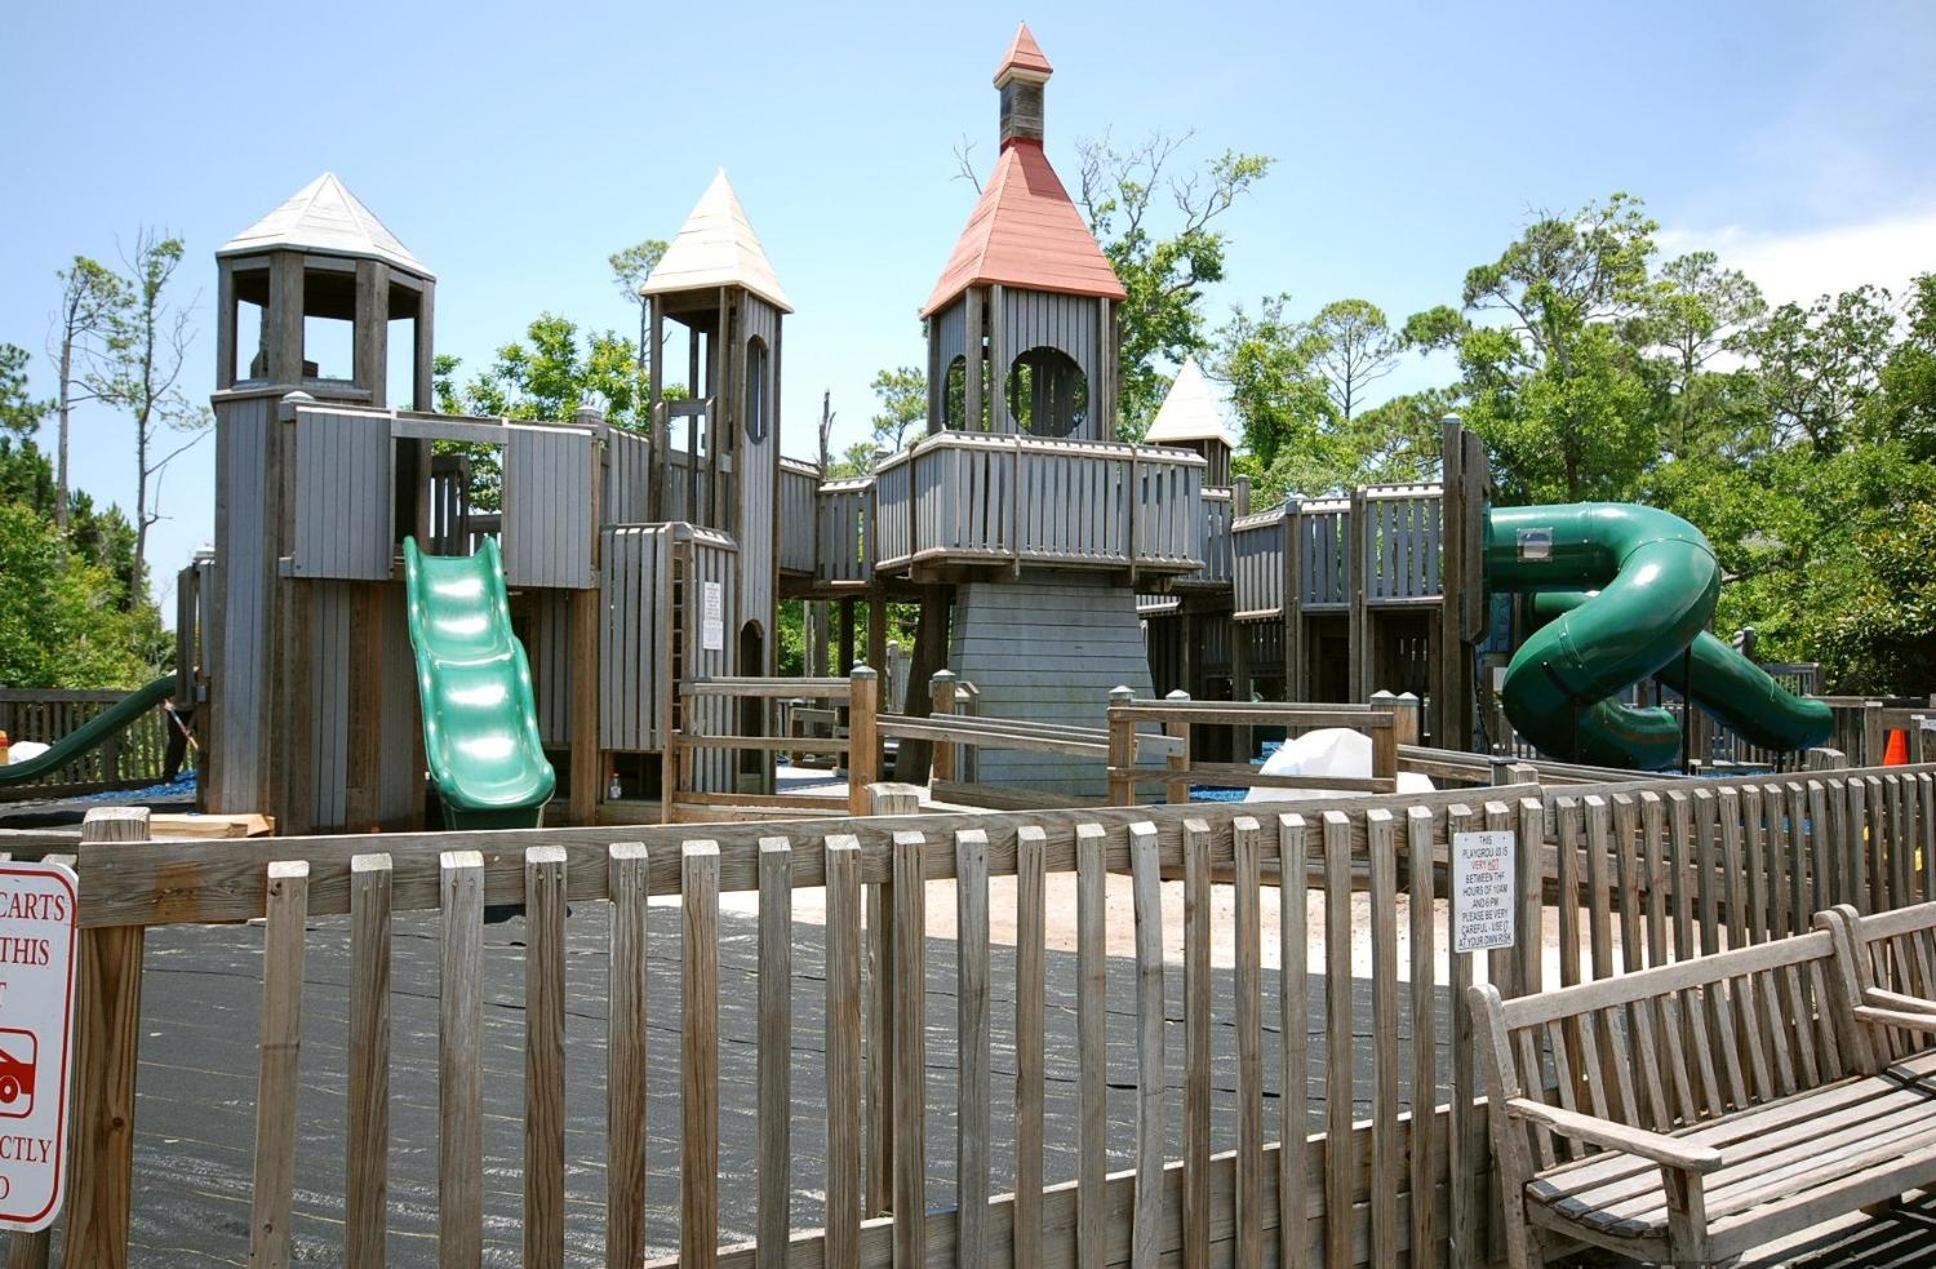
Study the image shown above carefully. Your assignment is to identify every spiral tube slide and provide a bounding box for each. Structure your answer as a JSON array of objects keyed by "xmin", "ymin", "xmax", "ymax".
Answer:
[
  {"xmin": 1527, "ymin": 591, "xmax": 1836, "ymax": 758},
  {"xmin": 1483, "ymin": 504, "xmax": 1708, "ymax": 769}
]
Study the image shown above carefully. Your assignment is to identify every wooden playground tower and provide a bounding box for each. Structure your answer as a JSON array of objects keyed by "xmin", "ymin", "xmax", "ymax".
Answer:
[{"xmin": 184, "ymin": 27, "xmax": 1494, "ymax": 834}]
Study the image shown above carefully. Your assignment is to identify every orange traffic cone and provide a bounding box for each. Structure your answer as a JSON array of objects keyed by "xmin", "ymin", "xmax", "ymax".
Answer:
[{"xmin": 1884, "ymin": 728, "xmax": 1910, "ymax": 765}]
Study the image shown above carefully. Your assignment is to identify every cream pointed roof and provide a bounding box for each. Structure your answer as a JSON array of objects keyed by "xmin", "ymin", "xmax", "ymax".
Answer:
[
  {"xmin": 1143, "ymin": 357, "xmax": 1238, "ymax": 446},
  {"xmin": 640, "ymin": 170, "xmax": 793, "ymax": 313},
  {"xmin": 218, "ymin": 172, "xmax": 432, "ymax": 278}
]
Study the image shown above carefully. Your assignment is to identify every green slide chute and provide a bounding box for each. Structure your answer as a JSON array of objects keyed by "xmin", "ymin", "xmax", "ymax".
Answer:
[
  {"xmin": 1486, "ymin": 503, "xmax": 1832, "ymax": 770},
  {"xmin": 0, "ymin": 674, "xmax": 176, "ymax": 787},
  {"xmin": 403, "ymin": 537, "xmax": 555, "ymax": 829}
]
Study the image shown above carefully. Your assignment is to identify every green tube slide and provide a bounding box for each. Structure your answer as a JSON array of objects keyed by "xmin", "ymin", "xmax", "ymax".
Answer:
[
  {"xmin": 1485, "ymin": 503, "xmax": 1832, "ymax": 769},
  {"xmin": 403, "ymin": 537, "xmax": 555, "ymax": 829},
  {"xmin": 1527, "ymin": 591, "xmax": 1836, "ymax": 757},
  {"xmin": 0, "ymin": 674, "xmax": 177, "ymax": 786}
]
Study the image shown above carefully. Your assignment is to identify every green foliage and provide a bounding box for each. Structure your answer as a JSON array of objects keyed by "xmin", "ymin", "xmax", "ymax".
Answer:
[
  {"xmin": 867, "ymin": 366, "xmax": 927, "ymax": 452},
  {"xmin": 0, "ymin": 499, "xmax": 157, "ymax": 688},
  {"xmin": 0, "ymin": 344, "xmax": 49, "ymax": 436},
  {"xmin": 438, "ymin": 313, "xmax": 642, "ymax": 428},
  {"xmin": 1076, "ymin": 136, "xmax": 1273, "ymax": 438}
]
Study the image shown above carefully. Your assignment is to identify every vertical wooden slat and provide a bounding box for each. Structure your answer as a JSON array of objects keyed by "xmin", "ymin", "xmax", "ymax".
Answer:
[
  {"xmin": 1277, "ymin": 813, "xmax": 1310, "ymax": 1269},
  {"xmin": 62, "ymin": 806, "xmax": 150, "ymax": 1269},
  {"xmin": 1448, "ymin": 803, "xmax": 1483, "ymax": 1268},
  {"xmin": 607, "ymin": 843, "xmax": 650, "ymax": 1269},
  {"xmin": 824, "ymin": 836, "xmax": 864, "ymax": 1267},
  {"xmin": 891, "ymin": 830, "xmax": 928, "ymax": 1267},
  {"xmin": 523, "ymin": 846, "xmax": 567, "ymax": 1269},
  {"xmin": 439, "ymin": 850, "xmax": 484, "ymax": 1269},
  {"xmin": 346, "ymin": 853, "xmax": 392, "ymax": 1269},
  {"xmin": 1128, "ymin": 822, "xmax": 1165, "ymax": 1268},
  {"xmin": 955, "ymin": 829, "xmax": 992, "ymax": 1267},
  {"xmin": 757, "ymin": 839, "xmax": 793, "ymax": 1269},
  {"xmin": 1322, "ymin": 809, "xmax": 1353, "ymax": 1269},
  {"xmin": 1076, "ymin": 822, "xmax": 1108, "ymax": 1269},
  {"xmin": 1013, "ymin": 825, "xmax": 1047, "ymax": 1268},
  {"xmin": 1406, "ymin": 805, "xmax": 1438, "ymax": 1265},
  {"xmin": 1183, "ymin": 818, "xmax": 1213, "ymax": 1269},
  {"xmin": 248, "ymin": 860, "xmax": 309, "ymax": 1269},
  {"xmin": 1232, "ymin": 816, "xmax": 1265, "ymax": 1269},
  {"xmin": 1366, "ymin": 810, "xmax": 1400, "ymax": 1269},
  {"xmin": 682, "ymin": 840, "xmax": 722, "ymax": 1269}
]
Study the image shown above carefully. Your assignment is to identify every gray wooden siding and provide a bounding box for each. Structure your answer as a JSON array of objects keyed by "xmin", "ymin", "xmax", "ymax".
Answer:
[
  {"xmin": 377, "ymin": 591, "xmax": 418, "ymax": 824},
  {"xmin": 1364, "ymin": 484, "xmax": 1443, "ymax": 601},
  {"xmin": 525, "ymin": 588, "xmax": 574, "ymax": 746},
  {"xmin": 947, "ymin": 572, "xmax": 1153, "ymax": 796},
  {"xmin": 604, "ymin": 427, "xmax": 653, "ymax": 524},
  {"xmin": 1299, "ymin": 500, "xmax": 1351, "ymax": 609},
  {"xmin": 503, "ymin": 424, "xmax": 596, "ymax": 589},
  {"xmin": 929, "ymin": 296, "xmax": 968, "ymax": 421},
  {"xmin": 778, "ymin": 457, "xmax": 818, "ymax": 573},
  {"xmin": 291, "ymin": 406, "xmax": 395, "ymax": 580},
  {"xmin": 598, "ymin": 525, "xmax": 737, "ymax": 789},
  {"xmin": 815, "ymin": 479, "xmax": 873, "ymax": 584},
  {"xmin": 737, "ymin": 296, "xmax": 779, "ymax": 664},
  {"xmin": 211, "ymin": 393, "xmax": 275, "ymax": 809},
  {"xmin": 1232, "ymin": 508, "xmax": 1286, "ymax": 617},
  {"xmin": 1174, "ymin": 488, "xmax": 1234, "ymax": 588},
  {"xmin": 999, "ymin": 289, "xmax": 1102, "ymax": 439},
  {"xmin": 307, "ymin": 581, "xmax": 353, "ymax": 829}
]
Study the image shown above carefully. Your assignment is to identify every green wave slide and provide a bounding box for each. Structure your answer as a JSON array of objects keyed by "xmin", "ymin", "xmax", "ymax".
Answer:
[
  {"xmin": 1485, "ymin": 503, "xmax": 1833, "ymax": 770},
  {"xmin": 0, "ymin": 674, "xmax": 176, "ymax": 786},
  {"xmin": 403, "ymin": 537, "xmax": 555, "ymax": 829}
]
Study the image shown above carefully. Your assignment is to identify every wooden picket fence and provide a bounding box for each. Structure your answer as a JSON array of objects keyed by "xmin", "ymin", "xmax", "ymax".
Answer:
[
  {"xmin": 24, "ymin": 763, "xmax": 1936, "ymax": 1268},
  {"xmin": 0, "ymin": 689, "xmax": 177, "ymax": 800}
]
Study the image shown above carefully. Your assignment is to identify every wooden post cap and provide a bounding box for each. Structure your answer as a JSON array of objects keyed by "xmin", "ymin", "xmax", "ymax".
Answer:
[
  {"xmin": 850, "ymin": 664, "xmax": 878, "ymax": 680},
  {"xmin": 1166, "ymin": 688, "xmax": 1192, "ymax": 701},
  {"xmin": 1110, "ymin": 685, "xmax": 1135, "ymax": 704}
]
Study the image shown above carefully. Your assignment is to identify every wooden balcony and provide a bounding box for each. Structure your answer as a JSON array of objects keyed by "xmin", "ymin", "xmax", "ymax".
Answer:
[{"xmin": 872, "ymin": 432, "xmax": 1206, "ymax": 581}]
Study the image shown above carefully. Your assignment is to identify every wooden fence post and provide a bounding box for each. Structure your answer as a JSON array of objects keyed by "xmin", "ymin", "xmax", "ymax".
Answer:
[
  {"xmin": 847, "ymin": 665, "xmax": 879, "ymax": 816},
  {"xmin": 1390, "ymin": 691, "xmax": 1421, "ymax": 750},
  {"xmin": 929, "ymin": 670, "xmax": 957, "ymax": 785},
  {"xmin": 1369, "ymin": 689, "xmax": 1398, "ymax": 781},
  {"xmin": 862, "ymin": 782, "xmax": 917, "ymax": 1221},
  {"xmin": 61, "ymin": 806, "xmax": 150, "ymax": 1269},
  {"xmin": 1107, "ymin": 686, "xmax": 1136, "ymax": 806},
  {"xmin": 1808, "ymin": 747, "xmax": 1849, "ymax": 771},
  {"xmin": 1861, "ymin": 701, "xmax": 1886, "ymax": 768},
  {"xmin": 1164, "ymin": 689, "xmax": 1192, "ymax": 805}
]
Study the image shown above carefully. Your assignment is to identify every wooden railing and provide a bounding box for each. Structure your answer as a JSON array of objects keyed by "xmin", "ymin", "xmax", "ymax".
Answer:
[
  {"xmin": 668, "ymin": 671, "xmax": 873, "ymax": 819},
  {"xmin": 871, "ymin": 432, "xmax": 1207, "ymax": 577},
  {"xmin": 30, "ymin": 763, "xmax": 1936, "ymax": 1268},
  {"xmin": 1172, "ymin": 486, "xmax": 1234, "ymax": 589},
  {"xmin": 814, "ymin": 476, "xmax": 873, "ymax": 586},
  {"xmin": 778, "ymin": 457, "xmax": 820, "ymax": 574},
  {"xmin": 0, "ymin": 688, "xmax": 178, "ymax": 800},
  {"xmin": 1229, "ymin": 483, "xmax": 1446, "ymax": 620}
]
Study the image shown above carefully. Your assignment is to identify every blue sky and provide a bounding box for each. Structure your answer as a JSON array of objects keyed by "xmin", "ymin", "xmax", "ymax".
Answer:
[{"xmin": 4, "ymin": 0, "xmax": 1933, "ymax": 619}]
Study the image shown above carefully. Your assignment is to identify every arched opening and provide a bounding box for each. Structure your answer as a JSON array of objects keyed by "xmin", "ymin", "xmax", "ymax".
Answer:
[
  {"xmin": 944, "ymin": 354, "xmax": 968, "ymax": 429},
  {"xmin": 1007, "ymin": 346, "xmax": 1087, "ymax": 438},
  {"xmin": 744, "ymin": 336, "xmax": 769, "ymax": 446},
  {"xmin": 737, "ymin": 620, "xmax": 766, "ymax": 782}
]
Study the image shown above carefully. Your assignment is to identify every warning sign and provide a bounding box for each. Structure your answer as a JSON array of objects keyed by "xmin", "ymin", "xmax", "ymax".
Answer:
[
  {"xmin": 701, "ymin": 581, "xmax": 724, "ymax": 652},
  {"xmin": 1452, "ymin": 830, "xmax": 1516, "ymax": 953},
  {"xmin": 0, "ymin": 862, "xmax": 77, "ymax": 1232}
]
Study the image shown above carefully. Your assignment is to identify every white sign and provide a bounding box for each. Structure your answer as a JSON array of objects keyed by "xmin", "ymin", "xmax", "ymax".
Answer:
[
  {"xmin": 1516, "ymin": 528, "xmax": 1553, "ymax": 562},
  {"xmin": 701, "ymin": 581, "xmax": 724, "ymax": 652},
  {"xmin": 1452, "ymin": 830, "xmax": 1515, "ymax": 953},
  {"xmin": 0, "ymin": 862, "xmax": 78, "ymax": 1232}
]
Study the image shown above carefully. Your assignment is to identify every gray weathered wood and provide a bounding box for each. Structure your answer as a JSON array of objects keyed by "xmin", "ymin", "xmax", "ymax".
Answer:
[
  {"xmin": 955, "ymin": 829, "xmax": 992, "ymax": 1268},
  {"xmin": 607, "ymin": 844, "xmax": 650, "ymax": 1269},
  {"xmin": 1128, "ymin": 822, "xmax": 1165, "ymax": 1269},
  {"xmin": 438, "ymin": 851, "xmax": 484, "ymax": 1269},
  {"xmin": 523, "ymin": 846, "xmax": 567, "ymax": 1269},
  {"xmin": 757, "ymin": 840, "xmax": 792, "ymax": 1269},
  {"xmin": 823, "ymin": 836, "xmax": 863, "ymax": 1267},
  {"xmin": 682, "ymin": 841, "xmax": 721, "ymax": 1269},
  {"xmin": 248, "ymin": 860, "xmax": 308, "ymax": 1269},
  {"xmin": 346, "ymin": 854, "xmax": 391, "ymax": 1269}
]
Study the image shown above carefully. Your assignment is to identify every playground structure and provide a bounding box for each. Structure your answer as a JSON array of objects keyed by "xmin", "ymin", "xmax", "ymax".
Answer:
[{"xmin": 9, "ymin": 24, "xmax": 1936, "ymax": 1269}]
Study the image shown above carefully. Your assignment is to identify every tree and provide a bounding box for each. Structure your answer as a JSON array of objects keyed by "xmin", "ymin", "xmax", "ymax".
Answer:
[
  {"xmin": 1307, "ymin": 299, "xmax": 1401, "ymax": 421},
  {"xmin": 0, "ymin": 498, "xmax": 156, "ymax": 689},
  {"xmin": 609, "ymin": 239, "xmax": 668, "ymax": 405},
  {"xmin": 1737, "ymin": 285, "xmax": 1895, "ymax": 457},
  {"xmin": 1215, "ymin": 294, "xmax": 1333, "ymax": 471},
  {"xmin": 1407, "ymin": 194, "xmax": 1660, "ymax": 501},
  {"xmin": 1642, "ymin": 251, "xmax": 1765, "ymax": 456},
  {"xmin": 438, "ymin": 313, "xmax": 641, "ymax": 427},
  {"xmin": 1075, "ymin": 133, "xmax": 1273, "ymax": 437},
  {"xmin": 47, "ymin": 257, "xmax": 123, "ymax": 531},
  {"xmin": 0, "ymin": 344, "xmax": 48, "ymax": 437},
  {"xmin": 866, "ymin": 366, "xmax": 926, "ymax": 453},
  {"xmin": 87, "ymin": 232, "xmax": 209, "ymax": 602}
]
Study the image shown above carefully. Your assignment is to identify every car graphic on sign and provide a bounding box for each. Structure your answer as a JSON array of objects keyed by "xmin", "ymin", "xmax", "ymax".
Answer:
[{"xmin": 0, "ymin": 1029, "xmax": 36, "ymax": 1119}]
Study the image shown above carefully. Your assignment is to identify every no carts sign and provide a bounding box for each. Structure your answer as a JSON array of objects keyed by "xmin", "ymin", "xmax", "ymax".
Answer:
[{"xmin": 0, "ymin": 862, "xmax": 77, "ymax": 1232}]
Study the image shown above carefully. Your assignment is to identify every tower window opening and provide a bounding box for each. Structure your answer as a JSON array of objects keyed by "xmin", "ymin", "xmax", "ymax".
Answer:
[{"xmin": 1008, "ymin": 346, "xmax": 1087, "ymax": 438}]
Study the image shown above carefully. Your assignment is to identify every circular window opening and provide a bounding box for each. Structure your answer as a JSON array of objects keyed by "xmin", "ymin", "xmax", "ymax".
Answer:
[{"xmin": 1007, "ymin": 346, "xmax": 1087, "ymax": 438}]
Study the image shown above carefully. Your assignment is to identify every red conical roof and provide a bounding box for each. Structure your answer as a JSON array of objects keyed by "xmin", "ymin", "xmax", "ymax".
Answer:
[{"xmin": 995, "ymin": 22, "xmax": 1052, "ymax": 82}]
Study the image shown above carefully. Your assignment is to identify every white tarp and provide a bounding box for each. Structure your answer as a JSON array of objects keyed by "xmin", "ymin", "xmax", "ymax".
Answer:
[{"xmin": 1242, "ymin": 727, "xmax": 1436, "ymax": 802}]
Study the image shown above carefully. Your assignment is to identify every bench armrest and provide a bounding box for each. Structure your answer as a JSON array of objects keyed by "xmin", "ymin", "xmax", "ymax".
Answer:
[
  {"xmin": 1864, "ymin": 986, "xmax": 1936, "ymax": 1016},
  {"xmin": 1503, "ymin": 1098, "xmax": 1725, "ymax": 1174},
  {"xmin": 1853, "ymin": 1003, "xmax": 1936, "ymax": 1033}
]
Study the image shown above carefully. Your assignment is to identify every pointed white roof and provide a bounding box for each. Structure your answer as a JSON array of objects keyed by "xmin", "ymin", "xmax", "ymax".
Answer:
[
  {"xmin": 641, "ymin": 170, "xmax": 793, "ymax": 313},
  {"xmin": 218, "ymin": 172, "xmax": 432, "ymax": 278},
  {"xmin": 1143, "ymin": 357, "xmax": 1238, "ymax": 446}
]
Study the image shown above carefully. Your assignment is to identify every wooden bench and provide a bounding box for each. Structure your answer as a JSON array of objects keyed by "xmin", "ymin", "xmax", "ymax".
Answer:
[{"xmin": 1473, "ymin": 900, "xmax": 1936, "ymax": 1267}]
